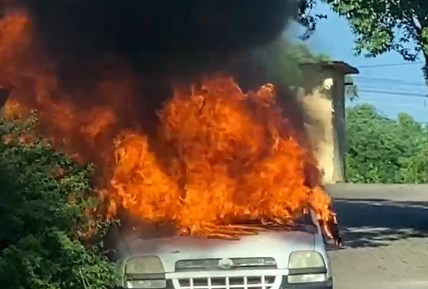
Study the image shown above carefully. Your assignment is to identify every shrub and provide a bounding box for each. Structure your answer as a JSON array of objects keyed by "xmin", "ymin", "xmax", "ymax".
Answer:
[
  {"xmin": 0, "ymin": 112, "xmax": 118, "ymax": 289},
  {"xmin": 346, "ymin": 104, "xmax": 428, "ymax": 183}
]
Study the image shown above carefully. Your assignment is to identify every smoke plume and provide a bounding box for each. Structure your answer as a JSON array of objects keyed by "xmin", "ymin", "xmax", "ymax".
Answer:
[
  {"xmin": 16, "ymin": 0, "xmax": 296, "ymax": 81},
  {"xmin": 0, "ymin": 0, "xmax": 301, "ymax": 133}
]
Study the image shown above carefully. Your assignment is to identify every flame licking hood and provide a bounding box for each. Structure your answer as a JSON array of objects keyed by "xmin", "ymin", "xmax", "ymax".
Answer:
[{"xmin": 0, "ymin": 0, "xmax": 338, "ymax": 241}]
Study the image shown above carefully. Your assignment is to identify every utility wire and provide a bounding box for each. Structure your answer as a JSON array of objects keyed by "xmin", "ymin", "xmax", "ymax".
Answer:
[
  {"xmin": 349, "ymin": 101, "xmax": 426, "ymax": 110},
  {"xmin": 357, "ymin": 61, "xmax": 424, "ymax": 68},
  {"xmin": 354, "ymin": 76, "xmax": 427, "ymax": 87},
  {"xmin": 349, "ymin": 95, "xmax": 428, "ymax": 110},
  {"xmin": 355, "ymin": 97, "xmax": 428, "ymax": 106},
  {"xmin": 357, "ymin": 89, "xmax": 428, "ymax": 98},
  {"xmin": 358, "ymin": 84, "xmax": 428, "ymax": 92},
  {"xmin": 354, "ymin": 94, "xmax": 427, "ymax": 103}
]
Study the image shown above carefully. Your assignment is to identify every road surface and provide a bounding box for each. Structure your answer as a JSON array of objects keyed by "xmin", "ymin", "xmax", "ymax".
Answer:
[{"xmin": 326, "ymin": 184, "xmax": 428, "ymax": 289}]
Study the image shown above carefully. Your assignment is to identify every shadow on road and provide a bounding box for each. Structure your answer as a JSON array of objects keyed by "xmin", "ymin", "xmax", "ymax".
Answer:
[{"xmin": 333, "ymin": 198, "xmax": 428, "ymax": 249}]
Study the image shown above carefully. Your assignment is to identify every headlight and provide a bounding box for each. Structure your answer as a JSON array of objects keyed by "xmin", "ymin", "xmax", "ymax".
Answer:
[
  {"xmin": 287, "ymin": 251, "xmax": 327, "ymax": 284},
  {"xmin": 126, "ymin": 256, "xmax": 165, "ymax": 274},
  {"xmin": 124, "ymin": 256, "xmax": 166, "ymax": 289},
  {"xmin": 288, "ymin": 251, "xmax": 325, "ymax": 269}
]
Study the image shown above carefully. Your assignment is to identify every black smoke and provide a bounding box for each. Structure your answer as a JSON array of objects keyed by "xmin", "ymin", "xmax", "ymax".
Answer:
[
  {"xmin": 18, "ymin": 0, "xmax": 296, "ymax": 80},
  {"xmin": 5, "ymin": 0, "xmax": 303, "ymax": 147}
]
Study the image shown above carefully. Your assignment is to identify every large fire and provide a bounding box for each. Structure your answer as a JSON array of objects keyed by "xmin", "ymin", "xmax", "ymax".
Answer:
[{"xmin": 0, "ymin": 10, "xmax": 337, "ymax": 240}]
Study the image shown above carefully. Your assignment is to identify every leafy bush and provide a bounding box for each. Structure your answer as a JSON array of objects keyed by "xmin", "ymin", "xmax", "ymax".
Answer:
[
  {"xmin": 0, "ymin": 112, "xmax": 117, "ymax": 289},
  {"xmin": 345, "ymin": 104, "xmax": 428, "ymax": 183}
]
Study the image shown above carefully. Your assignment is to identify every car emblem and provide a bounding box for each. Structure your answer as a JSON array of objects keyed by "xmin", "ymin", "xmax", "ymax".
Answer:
[{"xmin": 218, "ymin": 258, "xmax": 233, "ymax": 270}]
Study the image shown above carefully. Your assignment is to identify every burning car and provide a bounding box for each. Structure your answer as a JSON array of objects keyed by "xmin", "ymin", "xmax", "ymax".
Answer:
[
  {"xmin": 115, "ymin": 210, "xmax": 334, "ymax": 289},
  {"xmin": 0, "ymin": 4, "xmax": 341, "ymax": 289}
]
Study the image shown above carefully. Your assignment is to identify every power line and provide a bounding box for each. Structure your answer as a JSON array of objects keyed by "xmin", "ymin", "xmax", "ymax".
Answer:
[
  {"xmin": 358, "ymin": 89, "xmax": 428, "ymax": 98},
  {"xmin": 350, "ymin": 91, "xmax": 428, "ymax": 110},
  {"xmin": 349, "ymin": 94, "xmax": 428, "ymax": 110},
  {"xmin": 354, "ymin": 94, "xmax": 427, "ymax": 104},
  {"xmin": 354, "ymin": 76, "xmax": 427, "ymax": 87},
  {"xmin": 349, "ymin": 101, "xmax": 427, "ymax": 110},
  {"xmin": 358, "ymin": 84, "xmax": 428, "ymax": 93},
  {"xmin": 357, "ymin": 61, "xmax": 424, "ymax": 68}
]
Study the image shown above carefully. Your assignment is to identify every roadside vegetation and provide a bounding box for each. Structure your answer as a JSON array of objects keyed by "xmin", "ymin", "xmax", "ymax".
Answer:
[
  {"xmin": 345, "ymin": 104, "xmax": 428, "ymax": 183},
  {"xmin": 0, "ymin": 112, "xmax": 117, "ymax": 289},
  {"xmin": 299, "ymin": 0, "xmax": 428, "ymax": 81}
]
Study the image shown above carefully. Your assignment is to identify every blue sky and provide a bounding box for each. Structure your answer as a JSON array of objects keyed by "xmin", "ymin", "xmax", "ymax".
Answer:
[{"xmin": 289, "ymin": 3, "xmax": 428, "ymax": 124}]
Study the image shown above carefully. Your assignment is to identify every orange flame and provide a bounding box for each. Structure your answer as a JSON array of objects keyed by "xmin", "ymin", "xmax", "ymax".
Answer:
[
  {"xmin": 0, "ymin": 10, "xmax": 334, "ymax": 239},
  {"xmin": 107, "ymin": 78, "xmax": 333, "ymax": 238}
]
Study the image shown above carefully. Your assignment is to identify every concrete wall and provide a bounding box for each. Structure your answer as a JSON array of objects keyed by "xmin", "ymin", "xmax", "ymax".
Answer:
[{"xmin": 298, "ymin": 67, "xmax": 347, "ymax": 184}]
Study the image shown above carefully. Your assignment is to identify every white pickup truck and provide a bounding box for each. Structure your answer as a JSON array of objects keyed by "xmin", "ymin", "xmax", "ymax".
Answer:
[{"xmin": 114, "ymin": 211, "xmax": 334, "ymax": 289}]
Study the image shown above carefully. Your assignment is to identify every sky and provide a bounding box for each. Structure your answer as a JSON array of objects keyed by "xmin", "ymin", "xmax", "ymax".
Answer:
[{"xmin": 289, "ymin": 3, "xmax": 428, "ymax": 124}]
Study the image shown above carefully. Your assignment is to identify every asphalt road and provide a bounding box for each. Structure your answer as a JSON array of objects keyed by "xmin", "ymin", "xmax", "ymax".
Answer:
[{"xmin": 326, "ymin": 184, "xmax": 428, "ymax": 289}]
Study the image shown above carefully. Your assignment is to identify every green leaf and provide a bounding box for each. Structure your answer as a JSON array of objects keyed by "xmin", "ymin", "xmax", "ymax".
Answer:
[
  {"xmin": 346, "ymin": 104, "xmax": 428, "ymax": 183},
  {"xmin": 0, "ymin": 113, "xmax": 118, "ymax": 289}
]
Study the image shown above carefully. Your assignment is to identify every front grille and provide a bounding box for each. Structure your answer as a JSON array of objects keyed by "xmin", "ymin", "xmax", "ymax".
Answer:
[
  {"xmin": 177, "ymin": 276, "xmax": 276, "ymax": 289},
  {"xmin": 175, "ymin": 258, "xmax": 277, "ymax": 271}
]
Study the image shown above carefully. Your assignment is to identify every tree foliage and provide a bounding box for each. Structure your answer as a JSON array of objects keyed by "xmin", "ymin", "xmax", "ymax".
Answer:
[
  {"xmin": 300, "ymin": 0, "xmax": 428, "ymax": 80},
  {"xmin": 296, "ymin": 0, "xmax": 328, "ymax": 40},
  {"xmin": 0, "ymin": 112, "xmax": 117, "ymax": 289},
  {"xmin": 333, "ymin": 0, "xmax": 424, "ymax": 57},
  {"xmin": 346, "ymin": 104, "xmax": 428, "ymax": 183}
]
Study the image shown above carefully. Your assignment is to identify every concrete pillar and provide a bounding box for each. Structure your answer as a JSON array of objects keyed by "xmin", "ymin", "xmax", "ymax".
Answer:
[{"xmin": 298, "ymin": 61, "xmax": 358, "ymax": 184}]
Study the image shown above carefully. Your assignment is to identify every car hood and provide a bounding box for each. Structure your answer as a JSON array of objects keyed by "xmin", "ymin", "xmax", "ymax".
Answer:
[{"xmin": 119, "ymin": 230, "xmax": 315, "ymax": 271}]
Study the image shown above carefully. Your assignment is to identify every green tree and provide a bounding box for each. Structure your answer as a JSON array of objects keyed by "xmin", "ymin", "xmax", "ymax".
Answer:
[
  {"xmin": 0, "ymin": 112, "xmax": 118, "ymax": 289},
  {"xmin": 316, "ymin": 0, "xmax": 428, "ymax": 80},
  {"xmin": 296, "ymin": 0, "xmax": 328, "ymax": 40},
  {"xmin": 346, "ymin": 104, "xmax": 428, "ymax": 183}
]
